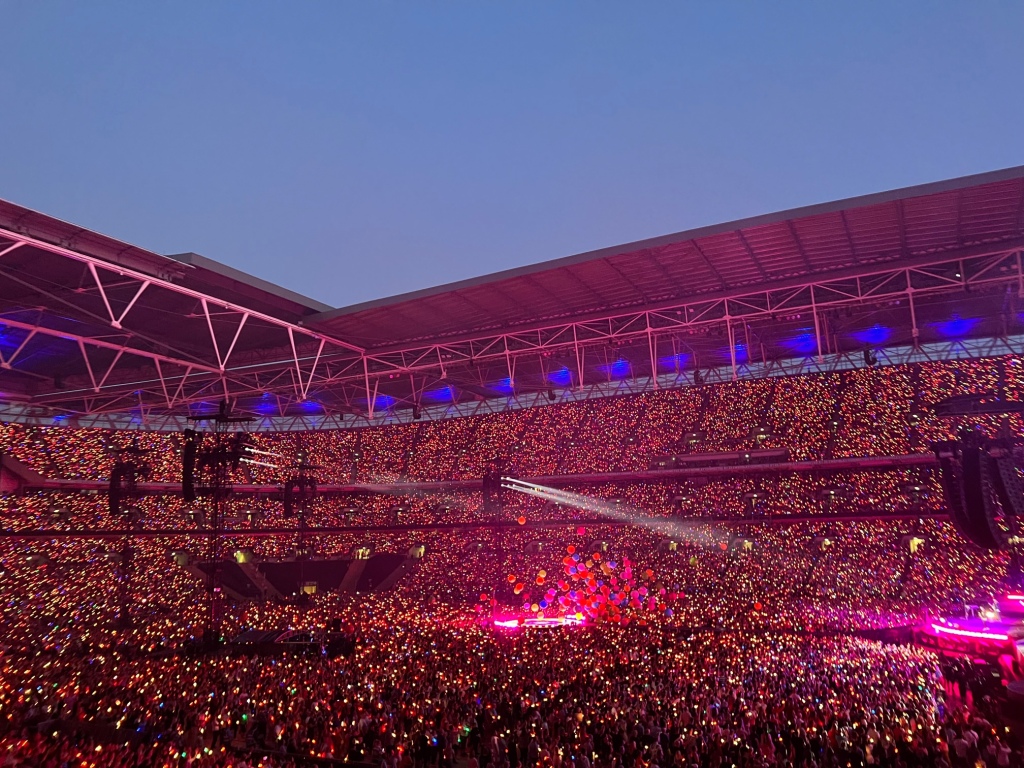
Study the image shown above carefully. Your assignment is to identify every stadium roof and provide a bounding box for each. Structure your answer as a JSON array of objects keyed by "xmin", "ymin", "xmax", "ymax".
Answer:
[
  {"xmin": 1, "ymin": 165, "xmax": 1023, "ymax": 428},
  {"xmin": 309, "ymin": 165, "xmax": 1024, "ymax": 348},
  {"xmin": 0, "ymin": 199, "xmax": 332, "ymax": 321}
]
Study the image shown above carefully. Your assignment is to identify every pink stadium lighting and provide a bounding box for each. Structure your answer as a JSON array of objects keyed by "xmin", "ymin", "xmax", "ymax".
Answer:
[
  {"xmin": 493, "ymin": 616, "xmax": 584, "ymax": 629},
  {"xmin": 930, "ymin": 623, "xmax": 1009, "ymax": 641}
]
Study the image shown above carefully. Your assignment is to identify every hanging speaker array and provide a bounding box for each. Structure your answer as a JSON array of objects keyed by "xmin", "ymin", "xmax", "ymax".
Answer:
[{"xmin": 932, "ymin": 432, "xmax": 1022, "ymax": 551}]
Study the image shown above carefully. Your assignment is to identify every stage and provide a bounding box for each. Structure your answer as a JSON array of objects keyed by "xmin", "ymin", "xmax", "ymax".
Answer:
[{"xmin": 492, "ymin": 615, "xmax": 585, "ymax": 629}]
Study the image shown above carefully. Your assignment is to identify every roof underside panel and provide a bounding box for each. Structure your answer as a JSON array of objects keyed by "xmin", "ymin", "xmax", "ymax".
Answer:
[
  {"xmin": 842, "ymin": 201, "xmax": 902, "ymax": 259},
  {"xmin": 740, "ymin": 222, "xmax": 801, "ymax": 276},
  {"xmin": 310, "ymin": 167, "xmax": 1024, "ymax": 348},
  {"xmin": 958, "ymin": 178, "xmax": 1023, "ymax": 242},
  {"xmin": 903, "ymin": 191, "xmax": 961, "ymax": 252},
  {"xmin": 791, "ymin": 211, "xmax": 856, "ymax": 271}
]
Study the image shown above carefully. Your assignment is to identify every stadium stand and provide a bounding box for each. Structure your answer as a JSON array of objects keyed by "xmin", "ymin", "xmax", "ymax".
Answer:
[{"xmin": 2, "ymin": 169, "xmax": 1024, "ymax": 765}]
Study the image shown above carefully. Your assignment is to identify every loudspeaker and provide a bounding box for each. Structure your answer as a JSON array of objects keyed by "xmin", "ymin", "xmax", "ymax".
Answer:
[
  {"xmin": 961, "ymin": 445, "xmax": 999, "ymax": 550},
  {"xmin": 108, "ymin": 463, "xmax": 123, "ymax": 517},
  {"xmin": 934, "ymin": 439, "xmax": 1005, "ymax": 551},
  {"xmin": 182, "ymin": 429, "xmax": 201, "ymax": 503},
  {"xmin": 283, "ymin": 474, "xmax": 317, "ymax": 517}
]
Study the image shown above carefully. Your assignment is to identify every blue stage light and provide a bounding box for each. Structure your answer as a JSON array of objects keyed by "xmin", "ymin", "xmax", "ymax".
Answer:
[
  {"xmin": 851, "ymin": 324, "xmax": 892, "ymax": 346},
  {"xmin": 933, "ymin": 314, "xmax": 979, "ymax": 338},
  {"xmin": 781, "ymin": 329, "xmax": 817, "ymax": 355},
  {"xmin": 492, "ymin": 377, "xmax": 515, "ymax": 394},
  {"xmin": 659, "ymin": 352, "xmax": 690, "ymax": 369},
  {"xmin": 548, "ymin": 367, "xmax": 572, "ymax": 387},
  {"xmin": 423, "ymin": 385, "xmax": 456, "ymax": 402},
  {"xmin": 598, "ymin": 359, "xmax": 631, "ymax": 378}
]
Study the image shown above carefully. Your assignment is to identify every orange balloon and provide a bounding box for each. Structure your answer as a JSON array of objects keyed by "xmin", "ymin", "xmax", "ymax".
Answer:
[
  {"xmin": 508, "ymin": 574, "xmax": 517, "ymax": 583},
  {"xmin": 517, "ymin": 516, "xmax": 527, "ymax": 525}
]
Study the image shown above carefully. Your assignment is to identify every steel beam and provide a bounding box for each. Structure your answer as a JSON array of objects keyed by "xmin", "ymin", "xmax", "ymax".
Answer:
[
  {"xmin": 0, "ymin": 228, "xmax": 1021, "ymax": 419},
  {"xmin": 0, "ymin": 511, "xmax": 945, "ymax": 541}
]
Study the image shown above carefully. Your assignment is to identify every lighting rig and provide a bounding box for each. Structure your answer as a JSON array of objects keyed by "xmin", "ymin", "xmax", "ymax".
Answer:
[
  {"xmin": 282, "ymin": 455, "xmax": 323, "ymax": 616},
  {"xmin": 107, "ymin": 438, "xmax": 151, "ymax": 628},
  {"xmin": 481, "ymin": 460, "xmax": 508, "ymax": 514},
  {"xmin": 932, "ymin": 396, "xmax": 1024, "ymax": 586},
  {"xmin": 181, "ymin": 400, "xmax": 253, "ymax": 644}
]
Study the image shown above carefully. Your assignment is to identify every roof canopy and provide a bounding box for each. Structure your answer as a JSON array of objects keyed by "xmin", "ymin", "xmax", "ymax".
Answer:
[
  {"xmin": 310, "ymin": 165, "xmax": 1024, "ymax": 348},
  {"xmin": 0, "ymin": 166, "xmax": 1022, "ymax": 428}
]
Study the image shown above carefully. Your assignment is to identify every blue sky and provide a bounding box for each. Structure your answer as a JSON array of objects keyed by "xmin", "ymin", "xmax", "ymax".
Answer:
[{"xmin": 1, "ymin": 3, "xmax": 1022, "ymax": 307}]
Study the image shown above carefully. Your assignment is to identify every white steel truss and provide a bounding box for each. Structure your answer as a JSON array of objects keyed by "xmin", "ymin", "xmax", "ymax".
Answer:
[
  {"xmin": 0, "ymin": 225, "xmax": 1022, "ymax": 423},
  {"xmin": 0, "ymin": 228, "xmax": 365, "ymax": 414},
  {"xmin": 352, "ymin": 241, "xmax": 1024, "ymax": 385},
  {"xmin": 7, "ymin": 333, "xmax": 1023, "ymax": 431}
]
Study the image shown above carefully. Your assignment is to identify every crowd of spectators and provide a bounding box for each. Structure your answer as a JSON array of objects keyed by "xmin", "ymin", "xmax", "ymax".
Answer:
[
  {"xmin": 1, "ymin": 552, "xmax": 1018, "ymax": 768},
  {"xmin": 0, "ymin": 354, "xmax": 1019, "ymax": 485},
  {"xmin": 0, "ymin": 354, "xmax": 1022, "ymax": 765},
  {"xmin": 1, "ymin": 592, "xmax": 1018, "ymax": 767},
  {"xmin": 0, "ymin": 466, "xmax": 945, "ymax": 537}
]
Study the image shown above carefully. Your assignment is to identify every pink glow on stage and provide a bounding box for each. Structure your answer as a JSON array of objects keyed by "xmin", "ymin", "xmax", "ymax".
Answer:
[
  {"xmin": 930, "ymin": 623, "xmax": 1009, "ymax": 641},
  {"xmin": 493, "ymin": 615, "xmax": 585, "ymax": 629}
]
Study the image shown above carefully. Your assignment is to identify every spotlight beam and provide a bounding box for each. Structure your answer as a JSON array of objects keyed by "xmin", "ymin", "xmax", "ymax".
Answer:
[
  {"xmin": 240, "ymin": 457, "xmax": 279, "ymax": 469},
  {"xmin": 500, "ymin": 478, "xmax": 723, "ymax": 547},
  {"xmin": 244, "ymin": 447, "xmax": 286, "ymax": 458}
]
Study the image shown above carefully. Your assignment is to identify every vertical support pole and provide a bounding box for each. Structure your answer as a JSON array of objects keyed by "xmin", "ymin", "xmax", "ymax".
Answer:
[
  {"xmin": 505, "ymin": 338, "xmax": 514, "ymax": 390},
  {"xmin": 137, "ymin": 390, "xmax": 147, "ymax": 429},
  {"xmin": 907, "ymin": 279, "xmax": 919, "ymax": 347},
  {"xmin": 646, "ymin": 314, "xmax": 659, "ymax": 389},
  {"xmin": 811, "ymin": 285, "xmax": 823, "ymax": 364},
  {"xmin": 727, "ymin": 317, "xmax": 737, "ymax": 381},
  {"xmin": 538, "ymin": 354, "xmax": 548, "ymax": 402},
  {"xmin": 363, "ymin": 357, "xmax": 374, "ymax": 419},
  {"xmin": 572, "ymin": 324, "xmax": 584, "ymax": 390}
]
